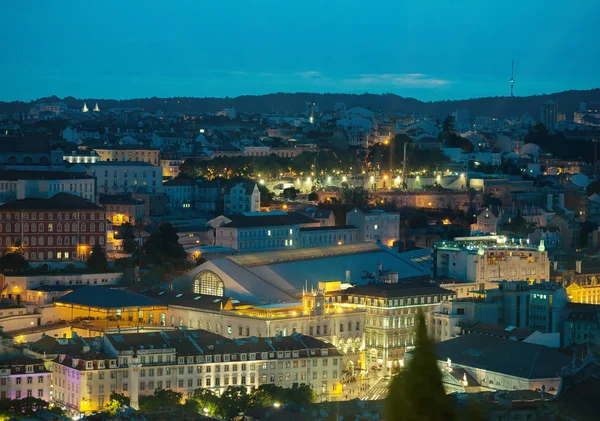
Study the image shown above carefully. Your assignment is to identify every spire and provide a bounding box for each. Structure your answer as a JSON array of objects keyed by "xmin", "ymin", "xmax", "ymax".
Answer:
[
  {"xmin": 538, "ymin": 240, "xmax": 545, "ymax": 252},
  {"xmin": 93, "ymin": 102, "xmax": 100, "ymax": 112},
  {"xmin": 82, "ymin": 102, "xmax": 89, "ymax": 113}
]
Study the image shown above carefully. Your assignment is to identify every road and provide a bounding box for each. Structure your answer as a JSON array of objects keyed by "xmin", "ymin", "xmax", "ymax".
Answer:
[{"xmin": 362, "ymin": 378, "xmax": 390, "ymax": 401}]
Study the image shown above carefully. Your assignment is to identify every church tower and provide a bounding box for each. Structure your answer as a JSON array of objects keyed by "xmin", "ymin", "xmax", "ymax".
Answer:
[
  {"xmin": 93, "ymin": 102, "xmax": 100, "ymax": 112},
  {"xmin": 82, "ymin": 102, "xmax": 89, "ymax": 113}
]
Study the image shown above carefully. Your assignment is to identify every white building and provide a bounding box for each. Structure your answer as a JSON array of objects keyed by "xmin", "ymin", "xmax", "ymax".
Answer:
[
  {"xmin": 346, "ymin": 208, "xmax": 400, "ymax": 246},
  {"xmin": 433, "ymin": 236, "xmax": 550, "ymax": 285},
  {"xmin": 429, "ymin": 334, "xmax": 570, "ymax": 394},
  {"xmin": 0, "ymin": 356, "xmax": 51, "ymax": 401},
  {"xmin": 87, "ymin": 161, "xmax": 163, "ymax": 195},
  {"xmin": 299, "ymin": 226, "xmax": 359, "ymax": 248},
  {"xmin": 51, "ymin": 329, "xmax": 342, "ymax": 415},
  {"xmin": 0, "ymin": 170, "xmax": 96, "ymax": 204},
  {"xmin": 215, "ymin": 211, "xmax": 318, "ymax": 252},
  {"xmin": 223, "ymin": 182, "xmax": 260, "ymax": 214}
]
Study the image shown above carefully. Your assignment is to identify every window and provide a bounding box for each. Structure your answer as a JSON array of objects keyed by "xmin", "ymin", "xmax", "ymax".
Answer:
[{"xmin": 193, "ymin": 271, "xmax": 224, "ymax": 296}]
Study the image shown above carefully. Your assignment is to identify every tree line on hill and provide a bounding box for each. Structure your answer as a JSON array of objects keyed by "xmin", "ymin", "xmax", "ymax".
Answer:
[{"xmin": 3, "ymin": 88, "xmax": 599, "ymax": 119}]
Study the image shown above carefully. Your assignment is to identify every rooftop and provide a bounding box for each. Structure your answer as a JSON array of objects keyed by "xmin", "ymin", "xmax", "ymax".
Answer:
[
  {"xmin": 56, "ymin": 287, "xmax": 166, "ymax": 309},
  {"xmin": 0, "ymin": 193, "xmax": 103, "ymax": 211},
  {"xmin": 299, "ymin": 225, "xmax": 357, "ymax": 232},
  {"xmin": 88, "ymin": 161, "xmax": 157, "ymax": 167},
  {"xmin": 99, "ymin": 194, "xmax": 144, "ymax": 205},
  {"xmin": 340, "ymin": 282, "xmax": 455, "ymax": 299},
  {"xmin": 222, "ymin": 212, "xmax": 317, "ymax": 229},
  {"xmin": 431, "ymin": 333, "xmax": 572, "ymax": 380},
  {"xmin": 0, "ymin": 170, "xmax": 93, "ymax": 181}
]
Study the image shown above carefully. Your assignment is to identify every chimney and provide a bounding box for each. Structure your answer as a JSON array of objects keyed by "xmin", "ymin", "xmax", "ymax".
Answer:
[
  {"xmin": 377, "ymin": 262, "xmax": 383, "ymax": 273},
  {"xmin": 553, "ymin": 261, "xmax": 558, "ymax": 271},
  {"xmin": 345, "ymin": 270, "xmax": 351, "ymax": 283},
  {"xmin": 576, "ymin": 260, "xmax": 582, "ymax": 274},
  {"xmin": 389, "ymin": 272, "xmax": 399, "ymax": 283}
]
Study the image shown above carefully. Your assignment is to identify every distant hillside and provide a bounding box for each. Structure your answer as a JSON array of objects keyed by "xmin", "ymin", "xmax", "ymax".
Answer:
[{"xmin": 1, "ymin": 89, "xmax": 599, "ymax": 120}]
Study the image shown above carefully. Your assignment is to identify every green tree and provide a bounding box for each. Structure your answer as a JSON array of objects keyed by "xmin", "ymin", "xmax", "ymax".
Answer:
[
  {"xmin": 283, "ymin": 187, "xmax": 298, "ymax": 200},
  {"xmin": 258, "ymin": 183, "xmax": 274, "ymax": 207},
  {"xmin": 439, "ymin": 116, "xmax": 474, "ymax": 152},
  {"xmin": 139, "ymin": 389, "xmax": 182, "ymax": 413},
  {"xmin": 105, "ymin": 392, "xmax": 130, "ymax": 415},
  {"xmin": 120, "ymin": 222, "xmax": 137, "ymax": 254},
  {"xmin": 216, "ymin": 386, "xmax": 251, "ymax": 419},
  {"xmin": 587, "ymin": 180, "xmax": 600, "ymax": 196},
  {"xmin": 142, "ymin": 223, "xmax": 187, "ymax": 269},
  {"xmin": 86, "ymin": 244, "xmax": 108, "ymax": 271},
  {"xmin": 385, "ymin": 312, "xmax": 455, "ymax": 421},
  {"xmin": 342, "ymin": 187, "xmax": 370, "ymax": 208},
  {"xmin": 0, "ymin": 253, "xmax": 29, "ymax": 272},
  {"xmin": 308, "ymin": 191, "xmax": 319, "ymax": 201},
  {"xmin": 482, "ymin": 193, "xmax": 502, "ymax": 208},
  {"xmin": 190, "ymin": 388, "xmax": 220, "ymax": 416},
  {"xmin": 408, "ymin": 211, "xmax": 429, "ymax": 229}
]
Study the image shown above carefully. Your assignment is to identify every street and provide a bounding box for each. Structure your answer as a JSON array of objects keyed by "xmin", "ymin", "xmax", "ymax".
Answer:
[{"xmin": 361, "ymin": 378, "xmax": 390, "ymax": 401}]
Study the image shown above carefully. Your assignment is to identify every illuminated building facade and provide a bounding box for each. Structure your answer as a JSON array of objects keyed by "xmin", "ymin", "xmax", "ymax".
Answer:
[{"xmin": 0, "ymin": 193, "xmax": 107, "ymax": 261}]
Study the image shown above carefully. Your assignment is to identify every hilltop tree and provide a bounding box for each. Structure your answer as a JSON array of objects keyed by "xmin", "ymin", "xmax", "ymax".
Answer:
[
  {"xmin": 142, "ymin": 223, "xmax": 187, "ymax": 269},
  {"xmin": 385, "ymin": 312, "xmax": 455, "ymax": 421}
]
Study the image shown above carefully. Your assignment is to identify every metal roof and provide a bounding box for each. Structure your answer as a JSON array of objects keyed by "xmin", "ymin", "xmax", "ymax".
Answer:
[{"xmin": 56, "ymin": 287, "xmax": 165, "ymax": 309}]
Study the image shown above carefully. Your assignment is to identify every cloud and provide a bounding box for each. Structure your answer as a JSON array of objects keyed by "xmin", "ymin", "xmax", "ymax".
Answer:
[
  {"xmin": 296, "ymin": 71, "xmax": 323, "ymax": 79},
  {"xmin": 228, "ymin": 71, "xmax": 249, "ymax": 76},
  {"xmin": 343, "ymin": 73, "xmax": 450, "ymax": 88}
]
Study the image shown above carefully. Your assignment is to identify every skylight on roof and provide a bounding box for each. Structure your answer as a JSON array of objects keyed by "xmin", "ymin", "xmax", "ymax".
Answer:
[
  {"xmin": 158, "ymin": 291, "xmax": 165, "ymax": 296},
  {"xmin": 176, "ymin": 294, "xmax": 183, "ymax": 298},
  {"xmin": 194, "ymin": 296, "xmax": 202, "ymax": 300},
  {"xmin": 113, "ymin": 335, "xmax": 124, "ymax": 342},
  {"xmin": 213, "ymin": 299, "xmax": 221, "ymax": 303}
]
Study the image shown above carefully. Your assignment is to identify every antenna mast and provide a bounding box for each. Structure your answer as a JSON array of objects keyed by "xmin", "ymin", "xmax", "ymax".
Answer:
[{"xmin": 510, "ymin": 59, "xmax": 515, "ymax": 97}]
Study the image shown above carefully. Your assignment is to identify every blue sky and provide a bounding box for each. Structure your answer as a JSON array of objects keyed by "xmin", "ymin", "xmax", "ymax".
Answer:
[{"xmin": 1, "ymin": 0, "xmax": 597, "ymax": 102}]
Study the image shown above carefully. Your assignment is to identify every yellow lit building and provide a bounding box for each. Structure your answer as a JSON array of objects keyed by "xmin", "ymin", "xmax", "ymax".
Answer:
[{"xmin": 566, "ymin": 282, "xmax": 600, "ymax": 305}]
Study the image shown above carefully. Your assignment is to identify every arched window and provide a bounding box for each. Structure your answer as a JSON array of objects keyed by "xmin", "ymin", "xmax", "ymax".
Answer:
[
  {"xmin": 39, "ymin": 237, "xmax": 44, "ymax": 246},
  {"xmin": 72, "ymin": 236, "xmax": 76, "ymax": 245},
  {"xmin": 31, "ymin": 223, "xmax": 36, "ymax": 233},
  {"xmin": 179, "ymin": 317, "xmax": 183, "ymax": 327},
  {"xmin": 170, "ymin": 316, "xmax": 175, "ymax": 326},
  {"xmin": 24, "ymin": 223, "xmax": 29, "ymax": 232},
  {"xmin": 0, "ymin": 238, "xmax": 2, "ymax": 246},
  {"xmin": 57, "ymin": 237, "xmax": 62, "ymax": 246},
  {"xmin": 8, "ymin": 157, "xmax": 16, "ymax": 164},
  {"xmin": 90, "ymin": 236, "xmax": 95, "ymax": 246},
  {"xmin": 100, "ymin": 223, "xmax": 105, "ymax": 232},
  {"xmin": 31, "ymin": 237, "xmax": 36, "ymax": 246},
  {"xmin": 193, "ymin": 271, "xmax": 224, "ymax": 296},
  {"xmin": 64, "ymin": 223, "xmax": 70, "ymax": 232},
  {"xmin": 6, "ymin": 224, "xmax": 11, "ymax": 233},
  {"xmin": 38, "ymin": 223, "xmax": 43, "ymax": 232},
  {"xmin": 5, "ymin": 237, "xmax": 10, "ymax": 247},
  {"xmin": 90, "ymin": 223, "xmax": 96, "ymax": 232},
  {"xmin": 99, "ymin": 237, "xmax": 105, "ymax": 246},
  {"xmin": 48, "ymin": 237, "xmax": 53, "ymax": 246},
  {"xmin": 57, "ymin": 223, "xmax": 62, "ymax": 232},
  {"xmin": 189, "ymin": 318, "xmax": 194, "ymax": 328},
  {"xmin": 15, "ymin": 223, "xmax": 20, "ymax": 232},
  {"xmin": 65, "ymin": 236, "xmax": 70, "ymax": 246},
  {"xmin": 39, "ymin": 157, "xmax": 49, "ymax": 165},
  {"xmin": 80, "ymin": 236, "xmax": 86, "ymax": 244},
  {"xmin": 81, "ymin": 223, "xmax": 86, "ymax": 231}
]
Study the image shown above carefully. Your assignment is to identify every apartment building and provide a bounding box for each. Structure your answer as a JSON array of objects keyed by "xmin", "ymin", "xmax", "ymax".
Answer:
[
  {"xmin": 99, "ymin": 194, "xmax": 145, "ymax": 226},
  {"xmin": 0, "ymin": 170, "xmax": 96, "ymax": 204},
  {"xmin": 223, "ymin": 182, "xmax": 260, "ymax": 214},
  {"xmin": 87, "ymin": 162, "xmax": 163, "ymax": 195},
  {"xmin": 52, "ymin": 330, "xmax": 342, "ymax": 416},
  {"xmin": 0, "ymin": 193, "xmax": 107, "ymax": 261},
  {"xmin": 0, "ymin": 356, "xmax": 51, "ymax": 401},
  {"xmin": 346, "ymin": 208, "xmax": 400, "ymax": 246},
  {"xmin": 93, "ymin": 145, "xmax": 160, "ymax": 165},
  {"xmin": 215, "ymin": 212, "xmax": 318, "ymax": 252},
  {"xmin": 433, "ymin": 236, "xmax": 550, "ymax": 285},
  {"xmin": 329, "ymin": 283, "xmax": 455, "ymax": 371}
]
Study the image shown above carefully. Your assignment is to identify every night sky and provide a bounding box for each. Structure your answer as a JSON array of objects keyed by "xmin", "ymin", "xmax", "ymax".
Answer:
[{"xmin": 2, "ymin": 0, "xmax": 597, "ymax": 102}]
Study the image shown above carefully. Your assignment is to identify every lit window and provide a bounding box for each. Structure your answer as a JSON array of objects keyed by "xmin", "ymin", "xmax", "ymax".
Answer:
[
  {"xmin": 289, "ymin": 229, "xmax": 293, "ymax": 235},
  {"xmin": 374, "ymin": 224, "xmax": 379, "ymax": 230},
  {"xmin": 193, "ymin": 271, "xmax": 224, "ymax": 296},
  {"xmin": 268, "ymin": 230, "xmax": 271, "ymax": 236},
  {"xmin": 57, "ymin": 252, "xmax": 62, "ymax": 259}
]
